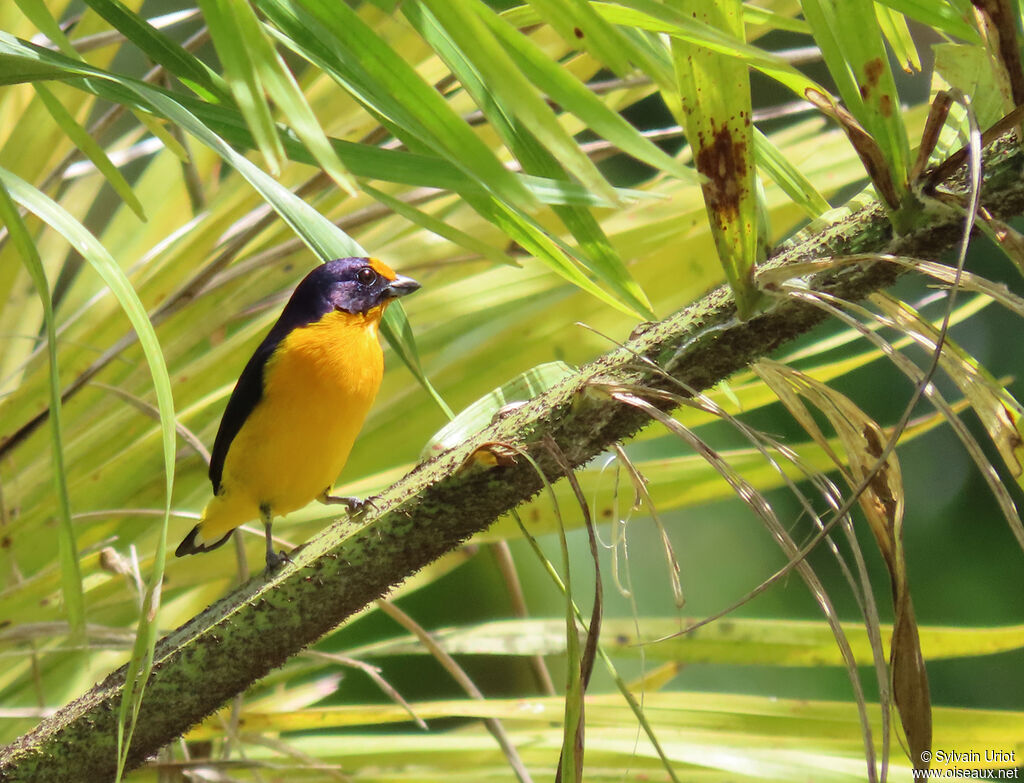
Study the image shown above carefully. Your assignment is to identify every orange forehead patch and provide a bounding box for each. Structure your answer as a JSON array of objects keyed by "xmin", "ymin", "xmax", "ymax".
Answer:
[{"xmin": 367, "ymin": 257, "xmax": 396, "ymax": 281}]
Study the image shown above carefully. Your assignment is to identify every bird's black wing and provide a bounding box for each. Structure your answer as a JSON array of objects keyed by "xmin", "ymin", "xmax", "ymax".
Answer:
[{"xmin": 208, "ymin": 335, "xmax": 280, "ymax": 494}]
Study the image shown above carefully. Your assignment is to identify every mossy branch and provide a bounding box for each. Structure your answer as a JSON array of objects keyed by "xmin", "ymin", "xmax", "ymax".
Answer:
[{"xmin": 2, "ymin": 137, "xmax": 1022, "ymax": 782}]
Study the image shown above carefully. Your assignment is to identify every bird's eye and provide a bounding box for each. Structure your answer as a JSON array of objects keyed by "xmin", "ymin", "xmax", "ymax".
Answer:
[{"xmin": 356, "ymin": 267, "xmax": 378, "ymax": 286}]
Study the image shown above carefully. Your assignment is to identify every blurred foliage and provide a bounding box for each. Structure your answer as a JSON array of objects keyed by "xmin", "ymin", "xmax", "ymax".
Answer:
[{"xmin": 0, "ymin": 0, "xmax": 1023, "ymax": 780}]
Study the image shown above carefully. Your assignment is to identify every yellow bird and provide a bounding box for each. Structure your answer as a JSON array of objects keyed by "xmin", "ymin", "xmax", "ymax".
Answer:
[{"xmin": 176, "ymin": 257, "xmax": 420, "ymax": 571}]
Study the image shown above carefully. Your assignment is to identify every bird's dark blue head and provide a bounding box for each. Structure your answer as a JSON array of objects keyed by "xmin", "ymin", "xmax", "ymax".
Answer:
[{"xmin": 283, "ymin": 257, "xmax": 420, "ymax": 327}]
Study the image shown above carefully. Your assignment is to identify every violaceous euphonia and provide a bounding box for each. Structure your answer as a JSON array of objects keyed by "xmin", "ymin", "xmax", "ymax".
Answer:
[{"xmin": 175, "ymin": 257, "xmax": 420, "ymax": 572}]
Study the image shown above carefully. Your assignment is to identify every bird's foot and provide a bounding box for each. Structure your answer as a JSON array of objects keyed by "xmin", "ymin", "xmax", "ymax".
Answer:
[
  {"xmin": 264, "ymin": 548, "xmax": 293, "ymax": 576},
  {"xmin": 320, "ymin": 492, "xmax": 376, "ymax": 517}
]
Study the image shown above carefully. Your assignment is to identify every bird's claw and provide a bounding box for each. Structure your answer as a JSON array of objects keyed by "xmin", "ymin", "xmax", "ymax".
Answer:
[
  {"xmin": 264, "ymin": 548, "xmax": 292, "ymax": 576},
  {"xmin": 320, "ymin": 492, "xmax": 377, "ymax": 518},
  {"xmin": 344, "ymin": 496, "xmax": 376, "ymax": 518}
]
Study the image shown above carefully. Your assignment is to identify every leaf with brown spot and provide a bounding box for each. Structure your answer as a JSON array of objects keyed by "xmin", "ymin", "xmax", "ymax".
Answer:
[
  {"xmin": 518, "ymin": 0, "xmax": 633, "ymax": 77},
  {"xmin": 800, "ymin": 0, "xmax": 912, "ymax": 211},
  {"xmin": 805, "ymin": 89, "xmax": 901, "ymax": 209},
  {"xmin": 754, "ymin": 359, "xmax": 931, "ymax": 770},
  {"xmin": 667, "ymin": 0, "xmax": 764, "ymax": 319}
]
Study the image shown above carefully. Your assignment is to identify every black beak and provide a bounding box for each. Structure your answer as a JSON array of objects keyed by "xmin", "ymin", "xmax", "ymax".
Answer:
[{"xmin": 385, "ymin": 274, "xmax": 421, "ymax": 299}]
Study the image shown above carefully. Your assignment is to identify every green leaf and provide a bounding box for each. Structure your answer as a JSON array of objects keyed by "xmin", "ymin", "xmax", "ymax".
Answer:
[
  {"xmin": 874, "ymin": 0, "xmax": 980, "ymax": 42},
  {"xmin": 33, "ymin": 83, "xmax": 146, "ymax": 220},
  {"xmin": 0, "ymin": 165, "xmax": 177, "ymax": 783},
  {"xmin": 669, "ymin": 0, "xmax": 763, "ymax": 318},
  {"xmin": 933, "ymin": 42, "xmax": 1016, "ymax": 131},
  {"xmin": 800, "ymin": 0, "xmax": 912, "ymax": 203},
  {"xmin": 345, "ymin": 616, "xmax": 1024, "ymax": 666},
  {"xmin": 421, "ymin": 361, "xmax": 576, "ymax": 459},
  {"xmin": 198, "ymin": 0, "xmax": 285, "ymax": 173},
  {"xmin": 753, "ymin": 128, "xmax": 831, "ymax": 218},
  {"xmin": 524, "ymin": 0, "xmax": 634, "ymax": 75},
  {"xmin": 230, "ymin": 1, "xmax": 357, "ymax": 195},
  {"xmin": 466, "ymin": 194, "xmax": 648, "ymax": 318},
  {"xmin": 400, "ymin": 3, "xmax": 654, "ymax": 317},
  {"xmin": 478, "ymin": 6, "xmax": 697, "ymax": 184},
  {"xmin": 874, "ymin": 3, "xmax": 921, "ymax": 73},
  {"xmin": 509, "ymin": 128, "xmax": 656, "ymax": 316},
  {"xmin": 590, "ymin": 0, "xmax": 825, "ymax": 98},
  {"xmin": 258, "ymin": 0, "xmax": 534, "ymax": 207},
  {"xmin": 82, "ymin": 0, "xmax": 228, "ymax": 101},
  {"xmin": 179, "ymin": 696, "xmax": 1024, "ymax": 775},
  {"xmin": 382, "ymin": 302, "xmax": 454, "ymax": 419},
  {"xmin": 0, "ymin": 182, "xmax": 85, "ymax": 643},
  {"xmin": 361, "ymin": 183, "xmax": 514, "ymax": 267},
  {"xmin": 13, "ymin": 0, "xmax": 78, "ymax": 58},
  {"xmin": 742, "ymin": 3, "xmax": 811, "ymax": 36},
  {"xmin": 415, "ymin": 0, "xmax": 620, "ymax": 204},
  {"xmin": 0, "ymin": 32, "xmax": 642, "ymax": 205},
  {"xmin": 130, "ymin": 107, "xmax": 190, "ymax": 162}
]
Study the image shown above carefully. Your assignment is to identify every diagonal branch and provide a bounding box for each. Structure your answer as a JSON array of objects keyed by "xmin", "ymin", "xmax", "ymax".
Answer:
[{"xmin": 2, "ymin": 134, "xmax": 1023, "ymax": 782}]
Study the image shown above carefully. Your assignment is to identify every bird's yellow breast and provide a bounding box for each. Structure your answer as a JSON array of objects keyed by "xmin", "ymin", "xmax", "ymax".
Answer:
[{"xmin": 217, "ymin": 308, "xmax": 385, "ymax": 519}]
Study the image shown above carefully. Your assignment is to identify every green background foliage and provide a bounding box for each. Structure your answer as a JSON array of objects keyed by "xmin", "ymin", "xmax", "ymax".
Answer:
[{"xmin": 1, "ymin": 0, "xmax": 1023, "ymax": 780}]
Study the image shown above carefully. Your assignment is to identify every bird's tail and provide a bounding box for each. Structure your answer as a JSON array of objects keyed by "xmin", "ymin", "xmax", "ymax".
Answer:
[{"xmin": 175, "ymin": 492, "xmax": 254, "ymax": 557}]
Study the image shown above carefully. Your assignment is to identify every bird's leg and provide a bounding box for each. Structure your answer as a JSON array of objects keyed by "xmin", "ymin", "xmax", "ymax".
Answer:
[
  {"xmin": 319, "ymin": 489, "xmax": 375, "ymax": 517},
  {"xmin": 261, "ymin": 504, "xmax": 291, "ymax": 575}
]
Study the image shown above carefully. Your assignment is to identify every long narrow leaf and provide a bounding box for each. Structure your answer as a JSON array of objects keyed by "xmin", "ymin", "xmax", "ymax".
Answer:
[
  {"xmin": 0, "ymin": 32, "xmax": 639, "ymax": 204},
  {"xmin": 198, "ymin": 0, "xmax": 285, "ymax": 173},
  {"xmin": 82, "ymin": 0, "xmax": 229, "ymax": 101},
  {"xmin": 33, "ymin": 83, "xmax": 145, "ymax": 220},
  {"xmin": 0, "ymin": 166, "xmax": 177, "ymax": 782},
  {"xmin": 231, "ymin": 0, "xmax": 357, "ymax": 194},
  {"xmin": 416, "ymin": 0, "xmax": 619, "ymax": 204},
  {"xmin": 670, "ymin": 0, "xmax": 763, "ymax": 317},
  {"xmin": 0, "ymin": 184, "xmax": 86, "ymax": 643},
  {"xmin": 258, "ymin": 0, "xmax": 535, "ymax": 207}
]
